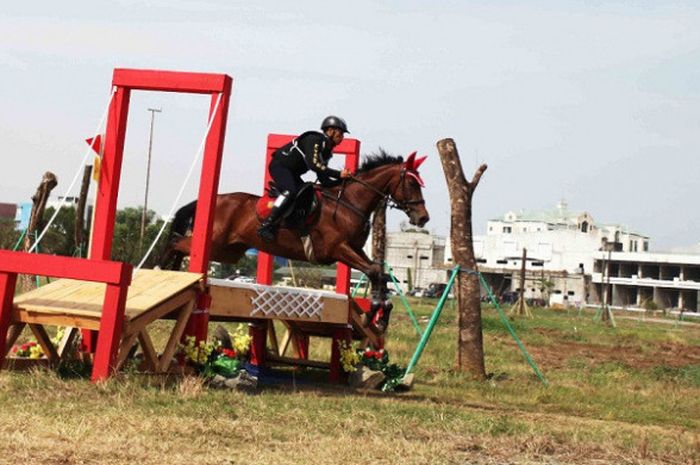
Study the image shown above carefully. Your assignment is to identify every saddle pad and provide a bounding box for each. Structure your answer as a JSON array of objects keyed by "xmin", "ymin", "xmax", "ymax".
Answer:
[
  {"xmin": 255, "ymin": 195, "xmax": 276, "ymax": 220},
  {"xmin": 255, "ymin": 189, "xmax": 322, "ymax": 226}
]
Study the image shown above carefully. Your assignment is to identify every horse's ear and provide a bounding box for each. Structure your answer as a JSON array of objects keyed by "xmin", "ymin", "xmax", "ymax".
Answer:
[
  {"xmin": 414, "ymin": 155, "xmax": 427, "ymax": 170},
  {"xmin": 404, "ymin": 151, "xmax": 417, "ymax": 170}
]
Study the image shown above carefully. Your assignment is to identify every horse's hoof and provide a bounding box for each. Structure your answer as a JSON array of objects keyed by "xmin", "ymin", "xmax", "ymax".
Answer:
[{"xmin": 374, "ymin": 321, "xmax": 387, "ymax": 334}]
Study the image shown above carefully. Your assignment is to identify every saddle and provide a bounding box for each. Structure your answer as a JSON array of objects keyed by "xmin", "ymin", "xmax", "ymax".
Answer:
[{"xmin": 255, "ymin": 182, "xmax": 322, "ymax": 234}]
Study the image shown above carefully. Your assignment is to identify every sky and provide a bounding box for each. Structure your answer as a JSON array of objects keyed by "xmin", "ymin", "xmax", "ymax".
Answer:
[{"xmin": 1, "ymin": 1, "xmax": 699, "ymax": 251}]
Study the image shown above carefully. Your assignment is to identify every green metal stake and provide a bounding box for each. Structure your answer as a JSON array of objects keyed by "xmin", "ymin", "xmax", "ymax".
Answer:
[
  {"xmin": 479, "ymin": 273, "xmax": 548, "ymax": 386},
  {"xmin": 11, "ymin": 228, "xmax": 28, "ymax": 252},
  {"xmin": 386, "ymin": 265, "xmax": 423, "ymax": 337},
  {"xmin": 403, "ymin": 266, "xmax": 460, "ymax": 379},
  {"xmin": 351, "ymin": 273, "xmax": 367, "ymax": 298}
]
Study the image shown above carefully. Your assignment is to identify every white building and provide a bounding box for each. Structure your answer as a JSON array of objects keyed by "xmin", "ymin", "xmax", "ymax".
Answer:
[
  {"xmin": 445, "ymin": 201, "xmax": 650, "ymax": 306},
  {"xmin": 381, "ymin": 226, "xmax": 448, "ymax": 293},
  {"xmin": 591, "ymin": 251, "xmax": 700, "ymax": 313}
]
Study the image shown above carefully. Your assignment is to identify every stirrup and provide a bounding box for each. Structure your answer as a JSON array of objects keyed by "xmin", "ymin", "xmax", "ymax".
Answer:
[{"xmin": 257, "ymin": 224, "xmax": 277, "ymax": 242}]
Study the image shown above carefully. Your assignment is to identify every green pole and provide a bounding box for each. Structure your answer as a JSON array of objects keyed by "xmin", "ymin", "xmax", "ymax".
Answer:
[
  {"xmin": 386, "ymin": 265, "xmax": 423, "ymax": 337},
  {"xmin": 403, "ymin": 266, "xmax": 460, "ymax": 379},
  {"xmin": 11, "ymin": 228, "xmax": 28, "ymax": 252},
  {"xmin": 479, "ymin": 273, "xmax": 548, "ymax": 386},
  {"xmin": 351, "ymin": 273, "xmax": 367, "ymax": 298}
]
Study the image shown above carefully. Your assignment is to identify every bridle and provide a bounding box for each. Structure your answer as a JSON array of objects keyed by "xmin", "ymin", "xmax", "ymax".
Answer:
[{"xmin": 321, "ymin": 166, "xmax": 425, "ymax": 221}]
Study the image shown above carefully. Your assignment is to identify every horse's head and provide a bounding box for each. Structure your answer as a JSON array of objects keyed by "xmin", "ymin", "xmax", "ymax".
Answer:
[
  {"xmin": 353, "ymin": 150, "xmax": 430, "ymax": 228},
  {"xmin": 392, "ymin": 151, "xmax": 430, "ymax": 228}
]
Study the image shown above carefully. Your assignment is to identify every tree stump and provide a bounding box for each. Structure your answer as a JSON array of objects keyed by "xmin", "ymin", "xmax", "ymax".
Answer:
[
  {"xmin": 437, "ymin": 138, "xmax": 487, "ymax": 380},
  {"xmin": 20, "ymin": 172, "xmax": 57, "ymax": 292}
]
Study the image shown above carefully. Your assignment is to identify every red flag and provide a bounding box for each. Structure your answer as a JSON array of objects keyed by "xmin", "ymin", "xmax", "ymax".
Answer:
[{"xmin": 85, "ymin": 134, "xmax": 104, "ymax": 156}]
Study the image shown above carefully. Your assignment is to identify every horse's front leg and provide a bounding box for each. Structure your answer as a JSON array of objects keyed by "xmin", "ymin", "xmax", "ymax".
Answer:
[{"xmin": 335, "ymin": 244, "xmax": 392, "ymax": 333}]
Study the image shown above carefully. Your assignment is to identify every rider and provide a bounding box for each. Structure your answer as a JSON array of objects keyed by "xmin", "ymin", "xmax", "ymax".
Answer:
[{"xmin": 257, "ymin": 115, "xmax": 352, "ymax": 242}]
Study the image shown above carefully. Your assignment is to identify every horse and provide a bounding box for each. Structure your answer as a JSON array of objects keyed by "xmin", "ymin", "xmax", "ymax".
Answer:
[{"xmin": 159, "ymin": 150, "xmax": 429, "ymax": 331}]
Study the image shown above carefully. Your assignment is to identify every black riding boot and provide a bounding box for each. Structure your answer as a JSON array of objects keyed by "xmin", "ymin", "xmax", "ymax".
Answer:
[{"xmin": 257, "ymin": 192, "xmax": 291, "ymax": 242}]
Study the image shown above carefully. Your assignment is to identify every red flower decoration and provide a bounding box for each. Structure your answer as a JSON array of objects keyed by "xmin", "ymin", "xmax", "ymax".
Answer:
[{"xmin": 221, "ymin": 348, "xmax": 237, "ymax": 359}]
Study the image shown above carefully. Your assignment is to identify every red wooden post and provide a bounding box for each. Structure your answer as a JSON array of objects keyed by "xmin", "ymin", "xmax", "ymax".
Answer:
[
  {"xmin": 187, "ymin": 78, "xmax": 233, "ymax": 342},
  {"xmin": 255, "ymin": 135, "xmax": 279, "ymax": 285},
  {"xmin": 335, "ymin": 139, "xmax": 360, "ymax": 295},
  {"xmin": 90, "ymin": 85, "xmax": 131, "ymax": 261},
  {"xmin": 248, "ymin": 322, "xmax": 268, "ymax": 366},
  {"xmin": 83, "ymin": 85, "xmax": 131, "ymax": 353},
  {"xmin": 0, "ymin": 273, "xmax": 18, "ymax": 369},
  {"xmin": 294, "ymin": 333, "xmax": 309, "ymax": 360},
  {"xmin": 329, "ymin": 326, "xmax": 352, "ymax": 384},
  {"xmin": 91, "ymin": 282, "xmax": 130, "ymax": 381}
]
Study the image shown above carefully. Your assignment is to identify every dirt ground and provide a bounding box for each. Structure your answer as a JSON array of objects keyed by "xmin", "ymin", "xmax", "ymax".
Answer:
[{"xmin": 525, "ymin": 331, "xmax": 700, "ymax": 370}]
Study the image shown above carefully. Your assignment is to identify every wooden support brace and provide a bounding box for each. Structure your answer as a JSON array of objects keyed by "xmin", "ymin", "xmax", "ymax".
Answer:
[
  {"xmin": 279, "ymin": 328, "xmax": 293, "ymax": 357},
  {"xmin": 57, "ymin": 327, "xmax": 80, "ymax": 358},
  {"xmin": 267, "ymin": 322, "xmax": 280, "ymax": 356},
  {"xmin": 28, "ymin": 324, "xmax": 60, "ymax": 365},
  {"xmin": 157, "ymin": 300, "xmax": 195, "ymax": 373},
  {"xmin": 117, "ymin": 332, "xmax": 140, "ymax": 370},
  {"xmin": 138, "ymin": 330, "xmax": 159, "ymax": 372}
]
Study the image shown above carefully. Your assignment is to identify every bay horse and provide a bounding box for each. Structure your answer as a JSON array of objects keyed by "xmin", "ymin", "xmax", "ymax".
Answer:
[{"xmin": 159, "ymin": 151, "xmax": 429, "ymax": 331}]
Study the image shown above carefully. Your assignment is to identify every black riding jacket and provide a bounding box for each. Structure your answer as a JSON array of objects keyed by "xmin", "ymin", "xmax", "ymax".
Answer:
[{"xmin": 270, "ymin": 131, "xmax": 342, "ymax": 187}]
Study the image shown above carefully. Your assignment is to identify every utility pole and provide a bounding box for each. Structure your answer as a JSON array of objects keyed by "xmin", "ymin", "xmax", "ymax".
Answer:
[{"xmin": 140, "ymin": 107, "xmax": 162, "ymax": 253}]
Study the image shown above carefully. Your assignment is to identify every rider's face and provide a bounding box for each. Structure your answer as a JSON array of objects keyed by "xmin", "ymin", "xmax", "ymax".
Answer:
[{"xmin": 328, "ymin": 128, "xmax": 344, "ymax": 145}]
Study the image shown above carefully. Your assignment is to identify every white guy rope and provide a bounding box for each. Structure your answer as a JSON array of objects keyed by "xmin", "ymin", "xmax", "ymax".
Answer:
[
  {"xmin": 28, "ymin": 87, "xmax": 117, "ymax": 254},
  {"xmin": 136, "ymin": 92, "xmax": 223, "ymax": 270}
]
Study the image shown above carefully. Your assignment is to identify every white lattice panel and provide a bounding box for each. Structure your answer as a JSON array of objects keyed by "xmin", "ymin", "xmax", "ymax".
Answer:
[{"xmin": 250, "ymin": 285, "xmax": 324, "ymax": 319}]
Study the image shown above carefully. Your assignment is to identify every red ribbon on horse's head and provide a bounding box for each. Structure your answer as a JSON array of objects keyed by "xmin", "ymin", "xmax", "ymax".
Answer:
[{"xmin": 403, "ymin": 151, "xmax": 427, "ymax": 186}]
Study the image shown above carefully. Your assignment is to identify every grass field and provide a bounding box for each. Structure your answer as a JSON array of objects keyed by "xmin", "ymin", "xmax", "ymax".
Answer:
[{"xmin": 0, "ymin": 299, "xmax": 698, "ymax": 465}]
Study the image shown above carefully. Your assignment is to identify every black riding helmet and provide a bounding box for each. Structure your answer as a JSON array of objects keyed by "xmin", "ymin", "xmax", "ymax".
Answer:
[{"xmin": 321, "ymin": 115, "xmax": 350, "ymax": 133}]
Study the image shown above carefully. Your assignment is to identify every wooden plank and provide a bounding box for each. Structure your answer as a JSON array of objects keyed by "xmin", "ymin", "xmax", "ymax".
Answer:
[
  {"xmin": 125, "ymin": 289, "xmax": 197, "ymax": 335},
  {"xmin": 13, "ymin": 309, "xmax": 101, "ymax": 330},
  {"xmin": 208, "ymin": 282, "xmax": 350, "ymax": 324},
  {"xmin": 2, "ymin": 357, "xmax": 50, "ymax": 370},
  {"xmin": 267, "ymin": 354, "xmax": 330, "ymax": 370},
  {"xmin": 12, "ymin": 270, "xmax": 202, "ymax": 330},
  {"xmin": 28, "ymin": 324, "xmax": 60, "ymax": 365},
  {"xmin": 157, "ymin": 300, "xmax": 194, "ymax": 373}
]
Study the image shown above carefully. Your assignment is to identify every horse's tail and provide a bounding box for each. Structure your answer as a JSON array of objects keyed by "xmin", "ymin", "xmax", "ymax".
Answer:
[
  {"xmin": 159, "ymin": 200, "xmax": 197, "ymax": 270},
  {"xmin": 171, "ymin": 200, "xmax": 197, "ymax": 238}
]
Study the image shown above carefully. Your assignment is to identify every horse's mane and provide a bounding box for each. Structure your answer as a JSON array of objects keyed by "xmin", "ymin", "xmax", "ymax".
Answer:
[{"xmin": 356, "ymin": 149, "xmax": 404, "ymax": 174}]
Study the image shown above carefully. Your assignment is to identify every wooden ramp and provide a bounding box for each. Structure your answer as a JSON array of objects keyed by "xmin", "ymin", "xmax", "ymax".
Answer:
[{"xmin": 6, "ymin": 269, "xmax": 203, "ymax": 373}]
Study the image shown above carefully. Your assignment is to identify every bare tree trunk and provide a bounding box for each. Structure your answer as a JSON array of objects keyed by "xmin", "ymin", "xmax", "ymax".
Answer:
[
  {"xmin": 437, "ymin": 138, "xmax": 487, "ymax": 380},
  {"xmin": 74, "ymin": 165, "xmax": 92, "ymax": 257},
  {"xmin": 21, "ymin": 172, "xmax": 58, "ymax": 291},
  {"xmin": 512, "ymin": 248, "xmax": 532, "ymax": 317},
  {"xmin": 371, "ymin": 199, "xmax": 387, "ymax": 264}
]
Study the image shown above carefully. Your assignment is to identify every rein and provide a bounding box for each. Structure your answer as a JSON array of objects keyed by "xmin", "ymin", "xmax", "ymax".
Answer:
[
  {"xmin": 320, "ymin": 169, "xmax": 425, "ymax": 222},
  {"xmin": 348, "ymin": 171, "xmax": 425, "ymax": 213}
]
